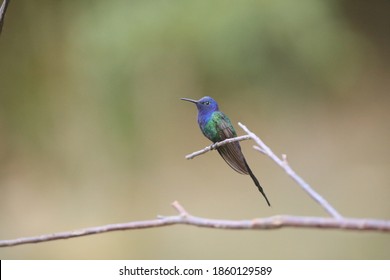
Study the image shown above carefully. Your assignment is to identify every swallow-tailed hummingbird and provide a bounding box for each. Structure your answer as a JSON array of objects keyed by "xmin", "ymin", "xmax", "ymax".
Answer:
[{"xmin": 181, "ymin": 96, "xmax": 271, "ymax": 206}]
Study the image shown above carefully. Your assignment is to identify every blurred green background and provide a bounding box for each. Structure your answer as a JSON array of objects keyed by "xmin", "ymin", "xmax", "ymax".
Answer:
[{"xmin": 0, "ymin": 0, "xmax": 389, "ymax": 259}]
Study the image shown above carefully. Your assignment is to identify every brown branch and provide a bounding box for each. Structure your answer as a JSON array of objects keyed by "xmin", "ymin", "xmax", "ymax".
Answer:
[{"xmin": 0, "ymin": 201, "xmax": 389, "ymax": 247}]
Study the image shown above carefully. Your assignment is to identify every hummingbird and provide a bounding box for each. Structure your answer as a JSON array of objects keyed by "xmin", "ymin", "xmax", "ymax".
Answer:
[{"xmin": 181, "ymin": 96, "xmax": 271, "ymax": 206}]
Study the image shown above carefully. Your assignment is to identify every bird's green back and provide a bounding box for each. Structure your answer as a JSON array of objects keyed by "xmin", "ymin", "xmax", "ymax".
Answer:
[{"xmin": 202, "ymin": 111, "xmax": 237, "ymax": 143}]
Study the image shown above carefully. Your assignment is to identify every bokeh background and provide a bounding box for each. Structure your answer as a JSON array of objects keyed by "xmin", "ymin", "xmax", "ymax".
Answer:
[{"xmin": 0, "ymin": 0, "xmax": 389, "ymax": 259}]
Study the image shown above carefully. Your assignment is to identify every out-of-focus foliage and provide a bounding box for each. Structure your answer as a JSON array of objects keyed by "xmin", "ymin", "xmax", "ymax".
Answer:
[{"xmin": 0, "ymin": 1, "xmax": 389, "ymax": 259}]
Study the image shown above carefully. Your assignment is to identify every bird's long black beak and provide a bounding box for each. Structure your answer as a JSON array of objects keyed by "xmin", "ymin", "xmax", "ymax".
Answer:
[{"xmin": 180, "ymin": 97, "xmax": 198, "ymax": 104}]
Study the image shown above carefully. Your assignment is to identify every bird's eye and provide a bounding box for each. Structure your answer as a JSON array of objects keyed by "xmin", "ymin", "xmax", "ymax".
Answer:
[{"xmin": 204, "ymin": 101, "xmax": 210, "ymax": 105}]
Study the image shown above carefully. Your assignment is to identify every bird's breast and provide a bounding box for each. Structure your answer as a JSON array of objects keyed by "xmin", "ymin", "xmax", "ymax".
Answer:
[{"xmin": 196, "ymin": 114, "xmax": 215, "ymax": 141}]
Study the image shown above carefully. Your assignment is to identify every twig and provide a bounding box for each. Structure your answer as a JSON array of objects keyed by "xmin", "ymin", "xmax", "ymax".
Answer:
[
  {"xmin": 238, "ymin": 122, "xmax": 343, "ymax": 219},
  {"xmin": 184, "ymin": 123, "xmax": 342, "ymax": 219},
  {"xmin": 185, "ymin": 135, "xmax": 251, "ymax": 159},
  {"xmin": 0, "ymin": 0, "xmax": 10, "ymax": 34},
  {"xmin": 0, "ymin": 201, "xmax": 389, "ymax": 247}
]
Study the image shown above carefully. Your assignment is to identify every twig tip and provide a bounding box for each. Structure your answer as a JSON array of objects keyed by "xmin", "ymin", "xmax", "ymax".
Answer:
[
  {"xmin": 282, "ymin": 154, "xmax": 288, "ymax": 164},
  {"xmin": 171, "ymin": 201, "xmax": 189, "ymax": 216}
]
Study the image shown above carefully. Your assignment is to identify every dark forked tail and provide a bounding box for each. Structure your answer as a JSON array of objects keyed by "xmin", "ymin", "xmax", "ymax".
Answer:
[{"xmin": 244, "ymin": 159, "xmax": 271, "ymax": 207}]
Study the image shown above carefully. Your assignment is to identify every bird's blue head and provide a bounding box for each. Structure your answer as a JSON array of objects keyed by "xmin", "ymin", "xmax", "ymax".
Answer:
[{"xmin": 181, "ymin": 96, "xmax": 219, "ymax": 115}]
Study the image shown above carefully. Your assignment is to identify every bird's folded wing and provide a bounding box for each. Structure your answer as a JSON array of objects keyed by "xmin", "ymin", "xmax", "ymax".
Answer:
[{"xmin": 216, "ymin": 115, "xmax": 248, "ymax": 175}]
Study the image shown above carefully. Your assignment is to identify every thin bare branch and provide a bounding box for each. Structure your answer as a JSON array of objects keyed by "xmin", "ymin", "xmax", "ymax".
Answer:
[
  {"xmin": 0, "ymin": 0, "xmax": 11, "ymax": 34},
  {"xmin": 185, "ymin": 122, "xmax": 342, "ymax": 219},
  {"xmin": 238, "ymin": 122, "xmax": 343, "ymax": 219},
  {"xmin": 0, "ymin": 201, "xmax": 388, "ymax": 247},
  {"xmin": 185, "ymin": 135, "xmax": 251, "ymax": 159}
]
